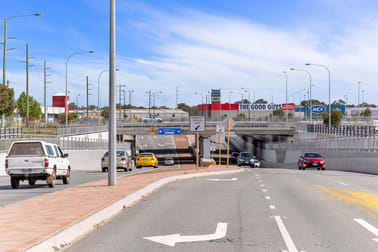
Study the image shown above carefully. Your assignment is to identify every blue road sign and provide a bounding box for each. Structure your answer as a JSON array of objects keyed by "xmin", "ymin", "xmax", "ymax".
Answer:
[{"xmin": 158, "ymin": 128, "xmax": 182, "ymax": 135}]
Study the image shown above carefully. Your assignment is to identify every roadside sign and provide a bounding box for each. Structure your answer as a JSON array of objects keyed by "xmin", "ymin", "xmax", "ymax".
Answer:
[
  {"xmin": 223, "ymin": 118, "xmax": 235, "ymax": 129},
  {"xmin": 190, "ymin": 116, "xmax": 205, "ymax": 132},
  {"xmin": 158, "ymin": 128, "xmax": 182, "ymax": 135},
  {"xmin": 311, "ymin": 105, "xmax": 326, "ymax": 114},
  {"xmin": 216, "ymin": 124, "xmax": 225, "ymax": 133},
  {"xmin": 282, "ymin": 103, "xmax": 296, "ymax": 111},
  {"xmin": 150, "ymin": 128, "xmax": 156, "ymax": 133}
]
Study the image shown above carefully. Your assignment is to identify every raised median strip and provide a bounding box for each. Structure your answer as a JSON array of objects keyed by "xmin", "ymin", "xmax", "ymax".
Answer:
[{"xmin": 0, "ymin": 165, "xmax": 242, "ymax": 252}]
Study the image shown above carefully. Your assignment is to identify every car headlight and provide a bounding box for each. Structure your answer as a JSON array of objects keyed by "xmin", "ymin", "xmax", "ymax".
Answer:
[
  {"xmin": 250, "ymin": 159, "xmax": 254, "ymax": 162},
  {"xmin": 239, "ymin": 159, "xmax": 244, "ymax": 162}
]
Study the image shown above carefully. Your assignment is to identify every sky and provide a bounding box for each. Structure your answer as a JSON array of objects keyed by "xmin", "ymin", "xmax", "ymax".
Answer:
[{"xmin": 1, "ymin": 0, "xmax": 378, "ymax": 108}]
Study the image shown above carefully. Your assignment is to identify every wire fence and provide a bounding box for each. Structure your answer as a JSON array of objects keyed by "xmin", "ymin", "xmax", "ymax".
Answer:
[
  {"xmin": 266, "ymin": 137, "xmax": 378, "ymax": 152},
  {"xmin": 57, "ymin": 125, "xmax": 108, "ymax": 136}
]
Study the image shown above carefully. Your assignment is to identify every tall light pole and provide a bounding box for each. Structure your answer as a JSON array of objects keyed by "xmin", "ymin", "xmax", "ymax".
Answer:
[
  {"xmin": 108, "ymin": 0, "xmax": 117, "ymax": 186},
  {"xmin": 194, "ymin": 92, "xmax": 204, "ymax": 116},
  {"xmin": 230, "ymin": 91, "xmax": 243, "ymax": 120},
  {"xmin": 283, "ymin": 71, "xmax": 288, "ymax": 124},
  {"xmin": 242, "ymin": 88, "xmax": 253, "ymax": 120},
  {"xmin": 151, "ymin": 91, "xmax": 162, "ymax": 115},
  {"xmin": 76, "ymin": 94, "xmax": 80, "ymax": 114},
  {"xmin": 118, "ymin": 84, "xmax": 126, "ymax": 119},
  {"xmin": 1, "ymin": 14, "xmax": 42, "ymax": 86},
  {"xmin": 65, "ymin": 50, "xmax": 94, "ymax": 127},
  {"xmin": 290, "ymin": 68, "xmax": 313, "ymax": 122},
  {"xmin": 357, "ymin": 81, "xmax": 361, "ymax": 115},
  {"xmin": 306, "ymin": 63, "xmax": 331, "ymax": 133}
]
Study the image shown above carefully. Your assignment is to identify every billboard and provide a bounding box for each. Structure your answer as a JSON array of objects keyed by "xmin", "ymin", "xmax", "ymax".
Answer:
[
  {"xmin": 239, "ymin": 103, "xmax": 295, "ymax": 111},
  {"xmin": 211, "ymin": 89, "xmax": 221, "ymax": 104}
]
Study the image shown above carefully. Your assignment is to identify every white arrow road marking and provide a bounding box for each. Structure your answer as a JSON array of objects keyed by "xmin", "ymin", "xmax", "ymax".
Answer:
[
  {"xmin": 143, "ymin": 222, "xmax": 228, "ymax": 247},
  {"xmin": 354, "ymin": 218, "xmax": 378, "ymax": 241},
  {"xmin": 207, "ymin": 177, "xmax": 238, "ymax": 181},
  {"xmin": 274, "ymin": 216, "xmax": 299, "ymax": 252}
]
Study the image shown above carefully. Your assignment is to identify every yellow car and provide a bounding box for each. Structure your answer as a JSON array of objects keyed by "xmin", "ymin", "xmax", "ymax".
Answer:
[{"xmin": 136, "ymin": 153, "xmax": 158, "ymax": 168}]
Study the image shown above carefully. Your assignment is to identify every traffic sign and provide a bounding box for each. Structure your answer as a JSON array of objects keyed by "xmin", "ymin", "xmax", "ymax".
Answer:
[
  {"xmin": 150, "ymin": 128, "xmax": 156, "ymax": 133},
  {"xmin": 158, "ymin": 128, "xmax": 181, "ymax": 135},
  {"xmin": 216, "ymin": 124, "xmax": 225, "ymax": 133},
  {"xmin": 190, "ymin": 116, "xmax": 205, "ymax": 132},
  {"xmin": 282, "ymin": 103, "xmax": 296, "ymax": 111}
]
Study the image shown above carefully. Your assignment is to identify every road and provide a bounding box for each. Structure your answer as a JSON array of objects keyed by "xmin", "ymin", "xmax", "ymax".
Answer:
[
  {"xmin": 66, "ymin": 168, "xmax": 378, "ymax": 252},
  {"xmin": 0, "ymin": 168, "xmax": 155, "ymax": 207}
]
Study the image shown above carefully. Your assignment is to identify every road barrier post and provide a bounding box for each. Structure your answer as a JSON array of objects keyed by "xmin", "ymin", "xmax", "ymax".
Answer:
[
  {"xmin": 226, "ymin": 119, "xmax": 230, "ymax": 168},
  {"xmin": 196, "ymin": 132, "xmax": 199, "ymax": 172},
  {"xmin": 218, "ymin": 132, "xmax": 222, "ymax": 167}
]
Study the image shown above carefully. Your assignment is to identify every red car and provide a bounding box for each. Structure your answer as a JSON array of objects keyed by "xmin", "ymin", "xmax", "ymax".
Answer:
[{"xmin": 298, "ymin": 152, "xmax": 326, "ymax": 170}]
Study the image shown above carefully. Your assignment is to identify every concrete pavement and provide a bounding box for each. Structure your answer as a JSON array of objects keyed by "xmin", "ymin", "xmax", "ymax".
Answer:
[{"xmin": 67, "ymin": 168, "xmax": 378, "ymax": 252}]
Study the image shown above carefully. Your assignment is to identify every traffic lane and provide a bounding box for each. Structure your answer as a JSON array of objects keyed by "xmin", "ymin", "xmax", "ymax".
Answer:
[
  {"xmin": 0, "ymin": 167, "xmax": 154, "ymax": 207},
  {"xmin": 255, "ymin": 168, "xmax": 378, "ymax": 252},
  {"xmin": 65, "ymin": 171, "xmax": 286, "ymax": 252}
]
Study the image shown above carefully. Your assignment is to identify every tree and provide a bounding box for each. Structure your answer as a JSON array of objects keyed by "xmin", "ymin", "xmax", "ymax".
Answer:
[
  {"xmin": 360, "ymin": 108, "xmax": 372, "ymax": 117},
  {"xmin": 300, "ymin": 99, "xmax": 325, "ymax": 106},
  {"xmin": 322, "ymin": 109, "xmax": 343, "ymax": 126},
  {"xmin": 69, "ymin": 102, "xmax": 78, "ymax": 110},
  {"xmin": 254, "ymin": 99, "xmax": 268, "ymax": 104},
  {"xmin": 272, "ymin": 109, "xmax": 285, "ymax": 118},
  {"xmin": 101, "ymin": 108, "xmax": 109, "ymax": 119},
  {"xmin": 0, "ymin": 84, "xmax": 15, "ymax": 117},
  {"xmin": 177, "ymin": 103, "xmax": 198, "ymax": 116},
  {"xmin": 235, "ymin": 99, "xmax": 251, "ymax": 104},
  {"xmin": 58, "ymin": 112, "xmax": 78, "ymax": 124},
  {"xmin": 16, "ymin": 92, "xmax": 42, "ymax": 119}
]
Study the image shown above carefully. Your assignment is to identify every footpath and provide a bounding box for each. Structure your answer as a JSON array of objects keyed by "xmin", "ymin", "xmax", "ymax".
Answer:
[{"xmin": 0, "ymin": 164, "xmax": 241, "ymax": 252}]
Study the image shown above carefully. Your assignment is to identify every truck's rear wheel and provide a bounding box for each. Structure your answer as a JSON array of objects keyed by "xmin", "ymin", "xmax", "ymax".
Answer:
[
  {"xmin": 28, "ymin": 178, "xmax": 36, "ymax": 186},
  {"xmin": 63, "ymin": 168, "xmax": 70, "ymax": 184},
  {"xmin": 47, "ymin": 169, "xmax": 56, "ymax": 188},
  {"xmin": 10, "ymin": 177, "xmax": 20, "ymax": 189}
]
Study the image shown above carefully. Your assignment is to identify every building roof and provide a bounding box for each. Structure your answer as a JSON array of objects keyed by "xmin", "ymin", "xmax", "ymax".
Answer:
[{"xmin": 53, "ymin": 92, "xmax": 66, "ymax": 96}]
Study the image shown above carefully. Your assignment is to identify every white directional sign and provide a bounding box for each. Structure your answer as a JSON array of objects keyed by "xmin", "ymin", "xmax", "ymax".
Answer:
[
  {"xmin": 144, "ymin": 222, "xmax": 228, "ymax": 247},
  {"xmin": 216, "ymin": 124, "xmax": 225, "ymax": 133},
  {"xmin": 190, "ymin": 116, "xmax": 205, "ymax": 132}
]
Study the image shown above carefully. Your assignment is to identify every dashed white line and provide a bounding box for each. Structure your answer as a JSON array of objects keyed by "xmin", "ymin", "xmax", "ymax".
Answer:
[
  {"xmin": 274, "ymin": 216, "xmax": 299, "ymax": 252},
  {"xmin": 262, "ymin": 189, "xmax": 267, "ymax": 192},
  {"xmin": 269, "ymin": 205, "xmax": 276, "ymax": 210},
  {"xmin": 265, "ymin": 196, "xmax": 271, "ymax": 200},
  {"xmin": 260, "ymin": 184, "xmax": 265, "ymax": 187},
  {"xmin": 338, "ymin": 181, "xmax": 348, "ymax": 186},
  {"xmin": 258, "ymin": 180, "xmax": 263, "ymax": 183},
  {"xmin": 354, "ymin": 218, "xmax": 378, "ymax": 237}
]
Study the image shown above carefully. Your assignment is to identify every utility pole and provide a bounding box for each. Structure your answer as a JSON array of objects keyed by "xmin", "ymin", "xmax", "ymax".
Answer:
[
  {"xmin": 26, "ymin": 43, "xmax": 29, "ymax": 126},
  {"xmin": 44, "ymin": 60, "xmax": 47, "ymax": 125},
  {"xmin": 176, "ymin": 86, "xmax": 179, "ymax": 109},
  {"xmin": 2, "ymin": 19, "xmax": 7, "ymax": 85},
  {"xmin": 118, "ymin": 84, "xmax": 126, "ymax": 119},
  {"xmin": 148, "ymin": 90, "xmax": 151, "ymax": 117},
  {"xmin": 86, "ymin": 75, "xmax": 92, "ymax": 118}
]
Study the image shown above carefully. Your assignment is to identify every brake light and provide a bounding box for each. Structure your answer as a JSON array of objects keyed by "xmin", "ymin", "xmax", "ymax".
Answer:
[
  {"xmin": 44, "ymin": 158, "xmax": 49, "ymax": 168},
  {"xmin": 5, "ymin": 159, "xmax": 8, "ymax": 169},
  {"xmin": 101, "ymin": 157, "xmax": 105, "ymax": 161},
  {"xmin": 121, "ymin": 157, "xmax": 126, "ymax": 161}
]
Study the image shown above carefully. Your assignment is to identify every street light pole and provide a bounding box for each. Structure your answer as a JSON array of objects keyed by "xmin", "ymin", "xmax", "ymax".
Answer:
[
  {"xmin": 358, "ymin": 81, "xmax": 361, "ymax": 115},
  {"xmin": 76, "ymin": 94, "xmax": 80, "ymax": 114},
  {"xmin": 306, "ymin": 63, "xmax": 331, "ymax": 133},
  {"xmin": 194, "ymin": 92, "xmax": 204, "ymax": 116},
  {"xmin": 283, "ymin": 71, "xmax": 288, "ymax": 124},
  {"xmin": 2, "ymin": 14, "xmax": 42, "ymax": 86},
  {"xmin": 290, "ymin": 68, "xmax": 313, "ymax": 122},
  {"xmin": 242, "ymin": 88, "xmax": 251, "ymax": 120},
  {"xmin": 108, "ymin": 0, "xmax": 117, "ymax": 186},
  {"xmin": 118, "ymin": 84, "xmax": 126, "ymax": 119},
  {"xmin": 65, "ymin": 50, "xmax": 94, "ymax": 127}
]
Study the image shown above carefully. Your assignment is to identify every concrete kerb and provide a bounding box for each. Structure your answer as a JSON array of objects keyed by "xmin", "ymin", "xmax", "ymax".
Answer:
[{"xmin": 25, "ymin": 168, "xmax": 244, "ymax": 252}]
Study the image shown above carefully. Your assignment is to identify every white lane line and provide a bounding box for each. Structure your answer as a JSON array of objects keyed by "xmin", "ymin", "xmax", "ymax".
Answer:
[
  {"xmin": 258, "ymin": 180, "xmax": 263, "ymax": 183},
  {"xmin": 338, "ymin": 181, "xmax": 348, "ymax": 186},
  {"xmin": 260, "ymin": 184, "xmax": 265, "ymax": 187},
  {"xmin": 354, "ymin": 218, "xmax": 378, "ymax": 239},
  {"xmin": 274, "ymin": 216, "xmax": 299, "ymax": 252},
  {"xmin": 262, "ymin": 189, "xmax": 267, "ymax": 192},
  {"xmin": 269, "ymin": 205, "xmax": 276, "ymax": 210},
  {"xmin": 265, "ymin": 196, "xmax": 271, "ymax": 200},
  {"xmin": 207, "ymin": 177, "xmax": 238, "ymax": 181}
]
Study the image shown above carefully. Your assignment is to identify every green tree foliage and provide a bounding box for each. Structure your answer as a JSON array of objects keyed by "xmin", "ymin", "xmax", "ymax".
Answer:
[
  {"xmin": 177, "ymin": 103, "xmax": 198, "ymax": 116},
  {"xmin": 360, "ymin": 108, "xmax": 372, "ymax": 117},
  {"xmin": 235, "ymin": 99, "xmax": 251, "ymax": 104},
  {"xmin": 16, "ymin": 92, "xmax": 42, "ymax": 119},
  {"xmin": 254, "ymin": 99, "xmax": 268, "ymax": 104},
  {"xmin": 300, "ymin": 99, "xmax": 325, "ymax": 106},
  {"xmin": 0, "ymin": 84, "xmax": 16, "ymax": 117},
  {"xmin": 272, "ymin": 109, "xmax": 285, "ymax": 118},
  {"xmin": 101, "ymin": 108, "xmax": 109, "ymax": 119},
  {"xmin": 322, "ymin": 109, "xmax": 343, "ymax": 126},
  {"xmin": 58, "ymin": 112, "xmax": 78, "ymax": 124}
]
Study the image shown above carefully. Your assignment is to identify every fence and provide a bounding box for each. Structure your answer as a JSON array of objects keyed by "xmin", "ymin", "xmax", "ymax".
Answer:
[
  {"xmin": 0, "ymin": 128, "xmax": 23, "ymax": 139},
  {"xmin": 0, "ymin": 137, "xmax": 112, "ymax": 152},
  {"xmin": 266, "ymin": 137, "xmax": 378, "ymax": 152},
  {"xmin": 307, "ymin": 124, "xmax": 376, "ymax": 138},
  {"xmin": 57, "ymin": 125, "xmax": 108, "ymax": 136}
]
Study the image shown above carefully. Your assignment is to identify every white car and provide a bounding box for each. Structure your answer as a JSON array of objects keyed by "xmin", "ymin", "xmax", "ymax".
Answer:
[
  {"xmin": 5, "ymin": 141, "xmax": 71, "ymax": 188},
  {"xmin": 142, "ymin": 117, "xmax": 162, "ymax": 123}
]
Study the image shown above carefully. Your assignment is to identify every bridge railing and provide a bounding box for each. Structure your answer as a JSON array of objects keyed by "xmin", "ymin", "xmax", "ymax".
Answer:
[
  {"xmin": 57, "ymin": 125, "xmax": 108, "ymax": 136},
  {"xmin": 306, "ymin": 124, "xmax": 376, "ymax": 138}
]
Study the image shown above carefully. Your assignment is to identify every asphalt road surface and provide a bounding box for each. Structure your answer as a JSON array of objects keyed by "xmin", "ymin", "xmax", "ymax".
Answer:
[
  {"xmin": 0, "ymin": 168, "xmax": 155, "ymax": 207},
  {"xmin": 66, "ymin": 168, "xmax": 378, "ymax": 252}
]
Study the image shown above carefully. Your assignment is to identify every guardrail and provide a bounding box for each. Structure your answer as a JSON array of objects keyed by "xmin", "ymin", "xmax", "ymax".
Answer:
[{"xmin": 57, "ymin": 125, "xmax": 108, "ymax": 136}]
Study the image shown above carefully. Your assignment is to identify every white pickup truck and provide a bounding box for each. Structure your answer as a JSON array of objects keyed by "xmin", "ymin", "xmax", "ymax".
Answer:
[{"xmin": 5, "ymin": 141, "xmax": 71, "ymax": 189}]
